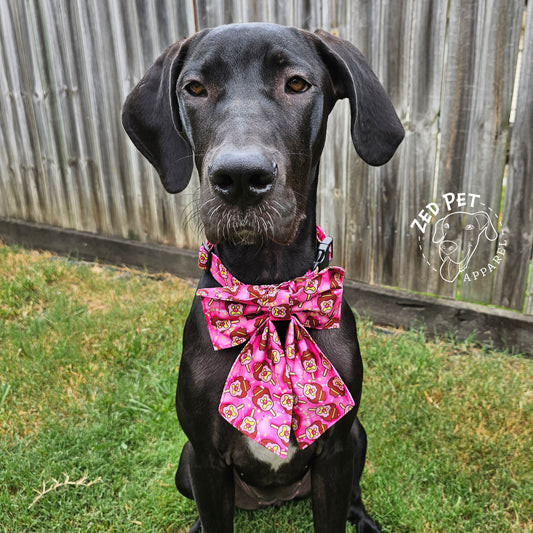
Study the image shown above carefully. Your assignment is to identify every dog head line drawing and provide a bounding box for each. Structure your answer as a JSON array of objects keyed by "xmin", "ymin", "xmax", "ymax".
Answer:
[{"xmin": 431, "ymin": 210, "xmax": 498, "ymax": 282}]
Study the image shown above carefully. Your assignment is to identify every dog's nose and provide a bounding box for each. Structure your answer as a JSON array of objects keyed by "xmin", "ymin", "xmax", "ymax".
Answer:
[
  {"xmin": 208, "ymin": 151, "xmax": 277, "ymax": 206},
  {"xmin": 441, "ymin": 240, "xmax": 458, "ymax": 255}
]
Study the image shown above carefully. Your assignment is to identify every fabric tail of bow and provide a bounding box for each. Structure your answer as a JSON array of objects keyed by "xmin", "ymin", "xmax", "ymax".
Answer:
[
  {"xmin": 284, "ymin": 319, "xmax": 355, "ymax": 449},
  {"xmin": 218, "ymin": 317, "xmax": 355, "ymax": 458},
  {"xmin": 218, "ymin": 319, "xmax": 293, "ymax": 458}
]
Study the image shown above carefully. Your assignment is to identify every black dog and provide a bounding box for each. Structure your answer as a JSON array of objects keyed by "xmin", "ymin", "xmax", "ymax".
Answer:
[{"xmin": 122, "ymin": 23, "xmax": 403, "ymax": 533}]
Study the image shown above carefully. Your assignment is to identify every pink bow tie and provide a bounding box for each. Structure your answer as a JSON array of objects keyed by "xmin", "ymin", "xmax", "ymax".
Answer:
[{"xmin": 197, "ymin": 236, "xmax": 355, "ymax": 458}]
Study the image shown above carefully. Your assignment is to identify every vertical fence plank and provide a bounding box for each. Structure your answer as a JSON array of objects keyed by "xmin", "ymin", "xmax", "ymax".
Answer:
[
  {"xmin": 0, "ymin": 2, "xmax": 45, "ymax": 224},
  {"xmin": 61, "ymin": 0, "xmax": 104, "ymax": 233},
  {"xmin": 342, "ymin": 0, "xmax": 377, "ymax": 282},
  {"xmin": 116, "ymin": 0, "xmax": 162, "ymax": 244},
  {"xmin": 394, "ymin": 0, "xmax": 448, "ymax": 292},
  {"xmin": 32, "ymin": 0, "xmax": 89, "ymax": 232},
  {"xmin": 0, "ymin": 2, "xmax": 30, "ymax": 221},
  {"xmin": 20, "ymin": 1, "xmax": 62, "ymax": 228},
  {"xmin": 427, "ymin": 0, "xmax": 482, "ymax": 299},
  {"xmin": 110, "ymin": 0, "xmax": 145, "ymax": 242},
  {"xmin": 314, "ymin": 0, "xmax": 350, "ymax": 274},
  {"xmin": 133, "ymin": 0, "xmax": 178, "ymax": 245},
  {"xmin": 494, "ymin": 3, "xmax": 533, "ymax": 312},
  {"xmin": 316, "ymin": 0, "xmax": 350, "ymax": 272},
  {"xmin": 370, "ymin": 0, "xmax": 411, "ymax": 288},
  {"xmin": 317, "ymin": 1, "xmax": 368, "ymax": 276},
  {"xmin": 458, "ymin": 0, "xmax": 523, "ymax": 305},
  {"xmin": 317, "ymin": 96, "xmax": 351, "ymax": 269},
  {"xmin": 64, "ymin": 0, "xmax": 113, "ymax": 234}
]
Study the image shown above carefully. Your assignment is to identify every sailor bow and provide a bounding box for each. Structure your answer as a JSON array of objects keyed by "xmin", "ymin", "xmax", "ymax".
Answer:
[{"xmin": 196, "ymin": 234, "xmax": 354, "ymax": 458}]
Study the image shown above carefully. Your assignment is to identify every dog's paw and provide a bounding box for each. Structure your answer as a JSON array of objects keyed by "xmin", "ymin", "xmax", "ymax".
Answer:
[
  {"xmin": 356, "ymin": 516, "xmax": 383, "ymax": 533},
  {"xmin": 356, "ymin": 515, "xmax": 382, "ymax": 533},
  {"xmin": 187, "ymin": 517, "xmax": 202, "ymax": 533},
  {"xmin": 347, "ymin": 506, "xmax": 382, "ymax": 533}
]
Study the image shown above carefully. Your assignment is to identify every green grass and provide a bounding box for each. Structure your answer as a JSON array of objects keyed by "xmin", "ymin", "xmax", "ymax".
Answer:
[{"xmin": 0, "ymin": 244, "xmax": 531, "ymax": 532}]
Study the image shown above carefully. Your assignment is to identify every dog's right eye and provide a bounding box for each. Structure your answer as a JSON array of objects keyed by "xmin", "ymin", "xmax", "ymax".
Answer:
[
  {"xmin": 185, "ymin": 81, "xmax": 207, "ymax": 97},
  {"xmin": 287, "ymin": 76, "xmax": 310, "ymax": 93}
]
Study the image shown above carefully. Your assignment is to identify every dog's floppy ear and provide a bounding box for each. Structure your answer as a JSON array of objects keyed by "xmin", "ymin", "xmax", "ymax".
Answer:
[
  {"xmin": 122, "ymin": 38, "xmax": 196, "ymax": 193},
  {"xmin": 313, "ymin": 29, "xmax": 404, "ymax": 166},
  {"xmin": 432, "ymin": 217, "xmax": 446, "ymax": 243},
  {"xmin": 474, "ymin": 212, "xmax": 498, "ymax": 241}
]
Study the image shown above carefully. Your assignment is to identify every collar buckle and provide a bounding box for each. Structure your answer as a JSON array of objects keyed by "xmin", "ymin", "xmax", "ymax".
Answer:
[{"xmin": 313, "ymin": 235, "xmax": 333, "ymax": 271}]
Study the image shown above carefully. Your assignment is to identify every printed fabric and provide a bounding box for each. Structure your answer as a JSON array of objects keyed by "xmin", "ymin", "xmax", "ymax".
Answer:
[{"xmin": 196, "ymin": 231, "xmax": 355, "ymax": 458}]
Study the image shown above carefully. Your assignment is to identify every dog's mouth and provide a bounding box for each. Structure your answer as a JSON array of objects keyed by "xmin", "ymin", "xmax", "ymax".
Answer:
[
  {"xmin": 440, "ymin": 241, "xmax": 474, "ymax": 268},
  {"xmin": 199, "ymin": 198, "xmax": 302, "ymax": 246}
]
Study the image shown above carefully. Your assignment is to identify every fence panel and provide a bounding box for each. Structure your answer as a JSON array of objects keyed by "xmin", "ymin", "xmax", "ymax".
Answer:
[{"xmin": 0, "ymin": 0, "xmax": 531, "ymax": 316}]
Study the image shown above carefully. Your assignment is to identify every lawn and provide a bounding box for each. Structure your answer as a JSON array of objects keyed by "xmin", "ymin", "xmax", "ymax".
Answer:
[{"xmin": 0, "ymin": 244, "xmax": 531, "ymax": 532}]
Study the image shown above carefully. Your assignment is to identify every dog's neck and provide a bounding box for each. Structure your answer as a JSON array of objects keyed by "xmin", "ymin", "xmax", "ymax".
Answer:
[
  {"xmin": 214, "ymin": 220, "xmax": 318, "ymax": 285},
  {"xmin": 213, "ymin": 180, "xmax": 319, "ymax": 285}
]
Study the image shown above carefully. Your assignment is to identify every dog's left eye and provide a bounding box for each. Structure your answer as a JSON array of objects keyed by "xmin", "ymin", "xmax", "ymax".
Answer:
[
  {"xmin": 185, "ymin": 81, "xmax": 207, "ymax": 97},
  {"xmin": 287, "ymin": 76, "xmax": 310, "ymax": 93}
]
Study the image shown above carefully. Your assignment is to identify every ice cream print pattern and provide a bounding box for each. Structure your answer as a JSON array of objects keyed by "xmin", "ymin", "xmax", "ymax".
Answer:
[{"xmin": 197, "ymin": 235, "xmax": 354, "ymax": 458}]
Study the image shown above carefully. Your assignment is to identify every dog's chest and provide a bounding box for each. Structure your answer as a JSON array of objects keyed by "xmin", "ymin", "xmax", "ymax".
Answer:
[{"xmin": 246, "ymin": 438, "xmax": 298, "ymax": 472}]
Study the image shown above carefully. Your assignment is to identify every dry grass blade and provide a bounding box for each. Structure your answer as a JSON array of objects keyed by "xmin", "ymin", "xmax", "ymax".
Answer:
[{"xmin": 28, "ymin": 474, "xmax": 102, "ymax": 509}]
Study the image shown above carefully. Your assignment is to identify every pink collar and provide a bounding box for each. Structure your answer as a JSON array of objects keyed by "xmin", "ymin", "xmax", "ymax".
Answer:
[{"xmin": 196, "ymin": 229, "xmax": 354, "ymax": 458}]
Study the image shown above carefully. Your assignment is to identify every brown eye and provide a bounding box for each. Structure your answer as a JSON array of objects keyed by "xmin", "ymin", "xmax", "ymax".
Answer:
[
  {"xmin": 185, "ymin": 81, "xmax": 207, "ymax": 97},
  {"xmin": 287, "ymin": 77, "xmax": 310, "ymax": 93}
]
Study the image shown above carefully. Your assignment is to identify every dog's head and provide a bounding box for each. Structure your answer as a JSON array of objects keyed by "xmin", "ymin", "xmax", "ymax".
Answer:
[
  {"xmin": 122, "ymin": 23, "xmax": 404, "ymax": 246},
  {"xmin": 432, "ymin": 211, "xmax": 498, "ymax": 282}
]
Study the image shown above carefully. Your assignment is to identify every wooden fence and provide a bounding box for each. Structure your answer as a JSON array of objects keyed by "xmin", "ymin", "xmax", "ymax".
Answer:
[{"xmin": 0, "ymin": 0, "xmax": 532, "ymax": 318}]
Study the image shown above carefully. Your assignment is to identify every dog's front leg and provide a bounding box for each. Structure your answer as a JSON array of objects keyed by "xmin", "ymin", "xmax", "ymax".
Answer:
[
  {"xmin": 188, "ymin": 447, "xmax": 235, "ymax": 533},
  {"xmin": 311, "ymin": 436, "xmax": 355, "ymax": 533}
]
